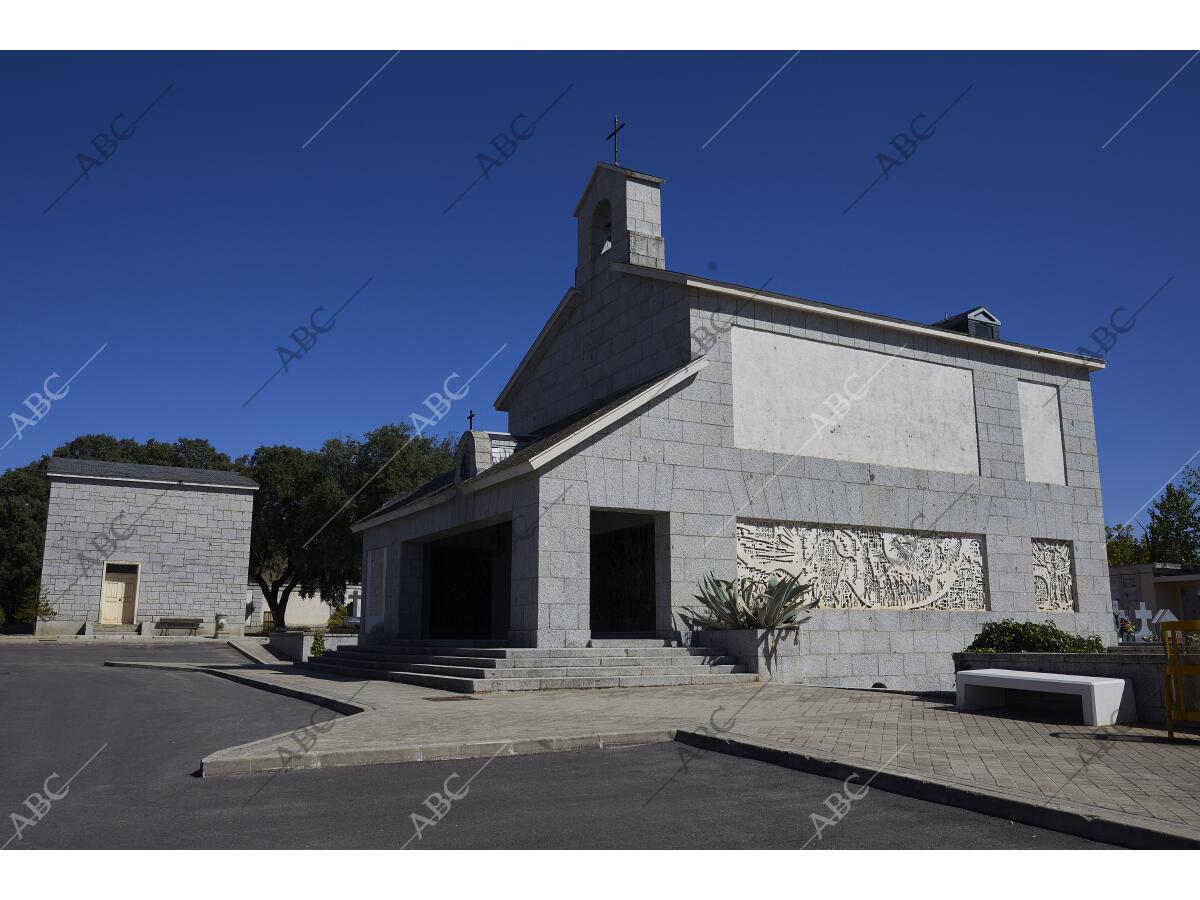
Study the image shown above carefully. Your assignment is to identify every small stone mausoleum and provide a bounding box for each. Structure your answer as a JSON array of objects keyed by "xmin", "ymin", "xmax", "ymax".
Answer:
[
  {"xmin": 39, "ymin": 458, "xmax": 257, "ymax": 636},
  {"xmin": 349, "ymin": 161, "xmax": 1114, "ymax": 691}
]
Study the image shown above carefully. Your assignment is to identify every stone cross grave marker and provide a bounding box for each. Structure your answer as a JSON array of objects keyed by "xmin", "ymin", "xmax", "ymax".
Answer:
[{"xmin": 1134, "ymin": 601, "xmax": 1156, "ymax": 641}]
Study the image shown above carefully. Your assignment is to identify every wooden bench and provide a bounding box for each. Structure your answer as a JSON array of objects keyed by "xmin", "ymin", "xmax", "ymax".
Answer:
[
  {"xmin": 956, "ymin": 668, "xmax": 1137, "ymax": 725},
  {"xmin": 157, "ymin": 617, "xmax": 203, "ymax": 636}
]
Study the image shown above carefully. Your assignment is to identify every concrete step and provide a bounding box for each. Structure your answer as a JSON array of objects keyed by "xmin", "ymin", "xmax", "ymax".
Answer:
[
  {"xmin": 305, "ymin": 638, "xmax": 756, "ymax": 694},
  {"xmin": 338, "ymin": 645, "xmax": 725, "ymax": 660},
  {"xmin": 322, "ymin": 650, "xmax": 735, "ymax": 670},
  {"xmin": 301, "ymin": 659, "xmax": 757, "ymax": 693},
  {"xmin": 459, "ymin": 672, "xmax": 760, "ymax": 691},
  {"xmin": 319, "ymin": 652, "xmax": 506, "ymax": 669},
  {"xmin": 366, "ymin": 645, "xmax": 512, "ymax": 659},
  {"xmin": 379, "ymin": 639, "xmax": 508, "ymax": 648},
  {"xmin": 300, "ymin": 659, "xmax": 483, "ymax": 693},
  {"xmin": 400, "ymin": 662, "xmax": 746, "ymax": 679}
]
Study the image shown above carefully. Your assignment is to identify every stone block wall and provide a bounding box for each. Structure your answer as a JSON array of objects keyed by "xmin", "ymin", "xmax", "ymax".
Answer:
[
  {"xmin": 521, "ymin": 272, "xmax": 1113, "ymax": 686},
  {"xmin": 359, "ymin": 477, "xmax": 545, "ymax": 644},
  {"xmin": 505, "ymin": 271, "xmax": 690, "ymax": 435},
  {"xmin": 38, "ymin": 478, "xmax": 254, "ymax": 635}
]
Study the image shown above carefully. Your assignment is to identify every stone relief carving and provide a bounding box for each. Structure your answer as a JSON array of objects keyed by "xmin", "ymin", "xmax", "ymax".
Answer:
[
  {"xmin": 736, "ymin": 519, "xmax": 987, "ymax": 611},
  {"xmin": 1032, "ymin": 539, "xmax": 1075, "ymax": 611}
]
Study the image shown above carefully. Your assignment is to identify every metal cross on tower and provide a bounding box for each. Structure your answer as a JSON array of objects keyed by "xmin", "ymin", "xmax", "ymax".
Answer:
[
  {"xmin": 606, "ymin": 116, "xmax": 626, "ymax": 165},
  {"xmin": 467, "ymin": 409, "xmax": 476, "ymax": 430}
]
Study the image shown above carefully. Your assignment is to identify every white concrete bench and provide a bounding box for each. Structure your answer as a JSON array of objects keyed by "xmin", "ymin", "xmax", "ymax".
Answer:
[{"xmin": 955, "ymin": 668, "xmax": 1136, "ymax": 725}]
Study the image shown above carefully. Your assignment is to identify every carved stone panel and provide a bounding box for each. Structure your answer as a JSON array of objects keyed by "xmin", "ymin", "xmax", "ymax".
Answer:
[
  {"xmin": 1032, "ymin": 539, "xmax": 1075, "ymax": 611},
  {"xmin": 736, "ymin": 519, "xmax": 987, "ymax": 611}
]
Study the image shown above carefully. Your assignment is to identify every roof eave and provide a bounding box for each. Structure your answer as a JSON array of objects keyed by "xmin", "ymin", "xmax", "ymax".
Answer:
[
  {"xmin": 472, "ymin": 356, "xmax": 709, "ymax": 494},
  {"xmin": 494, "ymin": 287, "xmax": 582, "ymax": 411},
  {"xmin": 47, "ymin": 472, "xmax": 258, "ymax": 491},
  {"xmin": 350, "ymin": 486, "xmax": 456, "ymax": 533},
  {"xmin": 360, "ymin": 356, "xmax": 710, "ymax": 530},
  {"xmin": 612, "ymin": 263, "xmax": 1105, "ymax": 372},
  {"xmin": 571, "ymin": 163, "xmax": 665, "ymax": 217}
]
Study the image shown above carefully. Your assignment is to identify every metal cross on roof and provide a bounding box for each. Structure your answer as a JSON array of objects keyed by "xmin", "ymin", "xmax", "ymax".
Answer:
[
  {"xmin": 467, "ymin": 409, "xmax": 475, "ymax": 430},
  {"xmin": 606, "ymin": 116, "xmax": 626, "ymax": 165}
]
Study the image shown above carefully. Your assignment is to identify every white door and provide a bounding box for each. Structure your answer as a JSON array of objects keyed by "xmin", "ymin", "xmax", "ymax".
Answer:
[
  {"xmin": 100, "ymin": 571, "xmax": 138, "ymax": 624},
  {"xmin": 364, "ymin": 548, "xmax": 387, "ymax": 634}
]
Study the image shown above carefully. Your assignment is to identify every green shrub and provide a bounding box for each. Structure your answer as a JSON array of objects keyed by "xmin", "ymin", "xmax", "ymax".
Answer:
[
  {"xmin": 681, "ymin": 572, "xmax": 817, "ymax": 633},
  {"xmin": 328, "ymin": 604, "xmax": 346, "ymax": 629},
  {"xmin": 310, "ymin": 630, "xmax": 326, "ymax": 657},
  {"xmin": 16, "ymin": 585, "xmax": 56, "ymax": 624},
  {"xmin": 965, "ymin": 619, "xmax": 1105, "ymax": 654}
]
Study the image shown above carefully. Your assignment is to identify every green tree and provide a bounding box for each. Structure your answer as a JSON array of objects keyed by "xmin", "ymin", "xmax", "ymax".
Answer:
[
  {"xmin": 53, "ymin": 434, "xmax": 234, "ymax": 470},
  {"xmin": 1105, "ymin": 523, "xmax": 1149, "ymax": 566},
  {"xmin": 238, "ymin": 424, "xmax": 453, "ymax": 628},
  {"xmin": 1145, "ymin": 483, "xmax": 1200, "ymax": 565},
  {"xmin": 0, "ymin": 458, "xmax": 48, "ymax": 627},
  {"xmin": 1184, "ymin": 465, "xmax": 1200, "ymax": 502},
  {"xmin": 238, "ymin": 444, "xmax": 333, "ymax": 630},
  {"xmin": 350, "ymin": 424, "xmax": 455, "ymax": 521},
  {"xmin": 17, "ymin": 584, "xmax": 57, "ymax": 623}
]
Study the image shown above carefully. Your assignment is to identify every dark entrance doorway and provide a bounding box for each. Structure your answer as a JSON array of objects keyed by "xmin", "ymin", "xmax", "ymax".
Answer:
[
  {"xmin": 590, "ymin": 510, "xmax": 657, "ymax": 635},
  {"xmin": 424, "ymin": 523, "xmax": 511, "ymax": 640}
]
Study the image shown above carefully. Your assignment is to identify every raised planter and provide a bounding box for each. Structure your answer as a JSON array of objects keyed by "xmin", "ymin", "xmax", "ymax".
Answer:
[
  {"xmin": 269, "ymin": 630, "xmax": 359, "ymax": 662},
  {"xmin": 695, "ymin": 629, "xmax": 808, "ymax": 682}
]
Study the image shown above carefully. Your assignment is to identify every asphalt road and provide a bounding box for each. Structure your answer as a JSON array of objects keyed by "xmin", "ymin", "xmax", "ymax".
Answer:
[{"xmin": 0, "ymin": 643, "xmax": 1112, "ymax": 849}]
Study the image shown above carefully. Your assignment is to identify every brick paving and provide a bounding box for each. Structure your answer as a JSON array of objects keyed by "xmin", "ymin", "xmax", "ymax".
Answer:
[
  {"xmin": 731, "ymin": 688, "xmax": 1200, "ymax": 831},
  {"xmin": 115, "ymin": 660, "xmax": 1200, "ymax": 836}
]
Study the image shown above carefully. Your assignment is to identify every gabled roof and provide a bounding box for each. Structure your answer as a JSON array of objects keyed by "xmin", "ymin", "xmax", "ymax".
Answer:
[
  {"xmin": 572, "ymin": 162, "xmax": 665, "ymax": 217},
  {"xmin": 46, "ymin": 457, "xmax": 258, "ymax": 489},
  {"xmin": 933, "ymin": 306, "xmax": 1002, "ymax": 329},
  {"xmin": 495, "ymin": 287, "xmax": 581, "ymax": 411},
  {"xmin": 351, "ymin": 468, "xmax": 456, "ymax": 527},
  {"xmin": 610, "ymin": 264, "xmax": 1105, "ymax": 369},
  {"xmin": 354, "ymin": 356, "xmax": 708, "ymax": 532},
  {"xmin": 495, "ymin": 269, "xmax": 1101, "ymax": 414},
  {"xmin": 471, "ymin": 355, "xmax": 706, "ymax": 492}
]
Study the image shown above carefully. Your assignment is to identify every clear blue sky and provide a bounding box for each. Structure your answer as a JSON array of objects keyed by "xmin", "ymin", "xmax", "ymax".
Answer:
[{"xmin": 1, "ymin": 51, "xmax": 1196, "ymax": 528}]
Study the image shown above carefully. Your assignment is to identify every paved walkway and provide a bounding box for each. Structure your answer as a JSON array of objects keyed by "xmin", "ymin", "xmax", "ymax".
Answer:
[{"xmin": 107, "ymin": 659, "xmax": 1200, "ymax": 845}]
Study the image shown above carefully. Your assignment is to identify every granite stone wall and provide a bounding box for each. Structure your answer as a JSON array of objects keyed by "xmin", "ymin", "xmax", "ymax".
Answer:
[
  {"xmin": 38, "ymin": 477, "xmax": 254, "ymax": 635},
  {"xmin": 520, "ymin": 272, "xmax": 1112, "ymax": 688},
  {"xmin": 359, "ymin": 478, "xmax": 545, "ymax": 644},
  {"xmin": 506, "ymin": 167, "xmax": 685, "ymax": 436},
  {"xmin": 505, "ymin": 270, "xmax": 690, "ymax": 436}
]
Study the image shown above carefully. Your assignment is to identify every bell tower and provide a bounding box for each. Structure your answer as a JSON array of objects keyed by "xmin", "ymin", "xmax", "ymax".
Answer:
[{"xmin": 572, "ymin": 162, "xmax": 665, "ymax": 287}]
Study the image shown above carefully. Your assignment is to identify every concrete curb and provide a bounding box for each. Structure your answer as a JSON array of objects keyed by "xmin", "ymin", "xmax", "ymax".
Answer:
[
  {"xmin": 2, "ymin": 635, "xmax": 219, "ymax": 645},
  {"xmin": 103, "ymin": 661, "xmax": 370, "ymax": 716},
  {"xmin": 107, "ymin": 661, "xmax": 673, "ymax": 777},
  {"xmin": 225, "ymin": 638, "xmax": 281, "ymax": 665},
  {"xmin": 202, "ymin": 729, "xmax": 675, "ymax": 777},
  {"xmin": 675, "ymin": 729, "xmax": 1200, "ymax": 850}
]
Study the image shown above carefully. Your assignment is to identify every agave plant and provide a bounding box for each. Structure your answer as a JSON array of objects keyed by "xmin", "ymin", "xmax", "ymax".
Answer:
[{"xmin": 681, "ymin": 572, "xmax": 817, "ymax": 633}]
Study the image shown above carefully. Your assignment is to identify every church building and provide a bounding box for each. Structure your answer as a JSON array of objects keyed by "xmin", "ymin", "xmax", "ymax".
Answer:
[{"xmin": 344, "ymin": 161, "xmax": 1113, "ymax": 692}]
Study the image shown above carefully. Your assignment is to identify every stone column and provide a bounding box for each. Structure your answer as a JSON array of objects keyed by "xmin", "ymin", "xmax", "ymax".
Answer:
[
  {"xmin": 508, "ymin": 479, "xmax": 544, "ymax": 646},
  {"xmin": 391, "ymin": 540, "xmax": 424, "ymax": 640}
]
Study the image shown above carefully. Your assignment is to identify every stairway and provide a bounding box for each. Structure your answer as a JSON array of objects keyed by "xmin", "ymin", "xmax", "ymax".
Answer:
[
  {"xmin": 93, "ymin": 623, "xmax": 139, "ymax": 634},
  {"xmin": 300, "ymin": 638, "xmax": 757, "ymax": 693}
]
